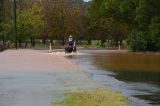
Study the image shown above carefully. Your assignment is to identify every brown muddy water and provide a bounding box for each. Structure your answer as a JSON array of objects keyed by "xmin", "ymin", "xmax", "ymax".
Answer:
[{"xmin": 67, "ymin": 50, "xmax": 160, "ymax": 106}]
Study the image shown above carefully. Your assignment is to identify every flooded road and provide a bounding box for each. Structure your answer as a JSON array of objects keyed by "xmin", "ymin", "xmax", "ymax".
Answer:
[
  {"xmin": 0, "ymin": 50, "xmax": 98, "ymax": 106},
  {"xmin": 69, "ymin": 50, "xmax": 160, "ymax": 106},
  {"xmin": 0, "ymin": 49, "xmax": 159, "ymax": 106}
]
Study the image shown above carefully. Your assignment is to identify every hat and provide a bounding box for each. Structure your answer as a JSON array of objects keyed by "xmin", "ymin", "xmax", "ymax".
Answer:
[{"xmin": 69, "ymin": 35, "xmax": 72, "ymax": 38}]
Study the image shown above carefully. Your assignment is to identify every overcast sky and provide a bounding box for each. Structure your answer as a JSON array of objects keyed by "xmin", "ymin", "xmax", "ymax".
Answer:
[{"xmin": 83, "ymin": 0, "xmax": 91, "ymax": 2}]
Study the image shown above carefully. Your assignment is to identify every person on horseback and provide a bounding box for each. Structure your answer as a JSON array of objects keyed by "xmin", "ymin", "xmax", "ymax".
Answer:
[
  {"xmin": 65, "ymin": 35, "xmax": 76, "ymax": 53},
  {"xmin": 68, "ymin": 35, "xmax": 74, "ymax": 46}
]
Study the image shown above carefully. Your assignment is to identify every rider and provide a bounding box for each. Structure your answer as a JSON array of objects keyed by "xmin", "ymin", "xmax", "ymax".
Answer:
[
  {"xmin": 65, "ymin": 35, "xmax": 76, "ymax": 53},
  {"xmin": 68, "ymin": 35, "xmax": 74, "ymax": 46}
]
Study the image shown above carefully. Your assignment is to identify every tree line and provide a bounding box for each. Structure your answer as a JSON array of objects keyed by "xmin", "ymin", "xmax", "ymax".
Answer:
[
  {"xmin": 0, "ymin": 0, "xmax": 160, "ymax": 51},
  {"xmin": 0, "ymin": 0, "xmax": 88, "ymax": 48},
  {"xmin": 89, "ymin": 0, "xmax": 160, "ymax": 51}
]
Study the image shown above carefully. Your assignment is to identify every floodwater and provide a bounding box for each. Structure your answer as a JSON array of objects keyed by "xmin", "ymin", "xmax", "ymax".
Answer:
[
  {"xmin": 68, "ymin": 50, "xmax": 160, "ymax": 106},
  {"xmin": 1, "ymin": 49, "xmax": 159, "ymax": 106}
]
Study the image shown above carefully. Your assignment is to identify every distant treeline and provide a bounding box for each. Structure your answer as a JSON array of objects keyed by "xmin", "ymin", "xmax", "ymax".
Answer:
[{"xmin": 0, "ymin": 0, "xmax": 160, "ymax": 51}]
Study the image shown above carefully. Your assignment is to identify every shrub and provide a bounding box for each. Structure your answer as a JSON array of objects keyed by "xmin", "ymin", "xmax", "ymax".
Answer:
[
  {"xmin": 127, "ymin": 31, "xmax": 153, "ymax": 51},
  {"xmin": 150, "ymin": 16, "xmax": 160, "ymax": 51}
]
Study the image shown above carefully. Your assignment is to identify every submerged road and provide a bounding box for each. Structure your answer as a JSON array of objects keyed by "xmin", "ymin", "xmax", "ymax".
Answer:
[{"xmin": 0, "ymin": 50, "xmax": 98, "ymax": 106}]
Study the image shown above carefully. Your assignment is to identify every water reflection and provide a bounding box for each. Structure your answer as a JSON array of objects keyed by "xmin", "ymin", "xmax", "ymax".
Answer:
[
  {"xmin": 93, "ymin": 52, "xmax": 160, "ymax": 72},
  {"xmin": 135, "ymin": 94, "xmax": 160, "ymax": 105},
  {"xmin": 114, "ymin": 71, "xmax": 160, "ymax": 85},
  {"xmin": 69, "ymin": 50, "xmax": 160, "ymax": 105},
  {"xmin": 91, "ymin": 52, "xmax": 160, "ymax": 105}
]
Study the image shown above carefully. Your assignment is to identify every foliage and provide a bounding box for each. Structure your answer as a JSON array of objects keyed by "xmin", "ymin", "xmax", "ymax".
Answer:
[
  {"xmin": 0, "ymin": 0, "xmax": 89, "ymax": 47},
  {"xmin": 127, "ymin": 0, "xmax": 160, "ymax": 51},
  {"xmin": 89, "ymin": 0, "xmax": 160, "ymax": 51},
  {"xmin": 88, "ymin": 0, "xmax": 129, "ymax": 45},
  {"xmin": 127, "ymin": 31, "xmax": 153, "ymax": 51},
  {"xmin": 0, "ymin": 0, "xmax": 13, "ymax": 43},
  {"xmin": 0, "ymin": 20, "xmax": 13, "ymax": 41},
  {"xmin": 17, "ymin": 2, "xmax": 44, "ymax": 42},
  {"xmin": 150, "ymin": 16, "xmax": 160, "ymax": 50},
  {"xmin": 41, "ymin": 0, "xmax": 88, "ymax": 43},
  {"xmin": 1, "ymin": 0, "xmax": 160, "ymax": 50}
]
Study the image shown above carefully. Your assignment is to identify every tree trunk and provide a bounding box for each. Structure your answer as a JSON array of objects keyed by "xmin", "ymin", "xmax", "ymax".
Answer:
[
  {"xmin": 88, "ymin": 39, "xmax": 91, "ymax": 45},
  {"xmin": 31, "ymin": 37, "xmax": 35, "ymax": 47},
  {"xmin": 32, "ymin": 37, "xmax": 35, "ymax": 47},
  {"xmin": 101, "ymin": 39, "xmax": 106, "ymax": 46},
  {"xmin": 119, "ymin": 40, "xmax": 122, "ymax": 45},
  {"xmin": 111, "ymin": 39, "xmax": 113, "ymax": 46},
  {"xmin": 30, "ymin": 38, "xmax": 32, "ymax": 45},
  {"xmin": 2, "ymin": 35, "xmax": 5, "ymax": 45},
  {"xmin": 18, "ymin": 38, "xmax": 22, "ymax": 48},
  {"xmin": 50, "ymin": 38, "xmax": 53, "ymax": 45},
  {"xmin": 115, "ymin": 39, "xmax": 118, "ymax": 46},
  {"xmin": 62, "ymin": 37, "xmax": 65, "ymax": 45},
  {"xmin": 25, "ymin": 41, "xmax": 27, "ymax": 48},
  {"xmin": 43, "ymin": 38, "xmax": 46, "ymax": 45}
]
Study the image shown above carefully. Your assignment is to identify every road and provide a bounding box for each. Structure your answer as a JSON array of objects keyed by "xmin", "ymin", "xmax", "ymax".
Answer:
[{"xmin": 0, "ymin": 49, "xmax": 98, "ymax": 106}]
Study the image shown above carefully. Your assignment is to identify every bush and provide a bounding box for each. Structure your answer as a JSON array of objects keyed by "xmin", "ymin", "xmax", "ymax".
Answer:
[
  {"xmin": 127, "ymin": 31, "xmax": 153, "ymax": 52},
  {"xmin": 150, "ymin": 16, "xmax": 160, "ymax": 51}
]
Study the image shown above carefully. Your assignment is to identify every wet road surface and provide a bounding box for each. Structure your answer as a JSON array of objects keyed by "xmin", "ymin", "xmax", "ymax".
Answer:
[{"xmin": 0, "ymin": 50, "xmax": 98, "ymax": 106}]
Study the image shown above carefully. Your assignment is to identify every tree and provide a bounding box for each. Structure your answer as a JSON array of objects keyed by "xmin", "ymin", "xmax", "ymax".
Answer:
[
  {"xmin": 127, "ymin": 31, "xmax": 152, "ymax": 51},
  {"xmin": 42, "ymin": 0, "xmax": 88, "ymax": 45},
  {"xmin": 89, "ymin": 0, "xmax": 160, "ymax": 51},
  {"xmin": 128, "ymin": 0, "xmax": 160, "ymax": 51},
  {"xmin": 41, "ymin": 0, "xmax": 67, "ymax": 44},
  {"xmin": 150, "ymin": 16, "xmax": 160, "ymax": 50},
  {"xmin": 0, "ymin": 0, "xmax": 13, "ymax": 45},
  {"xmin": 88, "ymin": 0, "xmax": 128, "ymax": 46},
  {"xmin": 16, "ymin": 0, "xmax": 44, "ymax": 47}
]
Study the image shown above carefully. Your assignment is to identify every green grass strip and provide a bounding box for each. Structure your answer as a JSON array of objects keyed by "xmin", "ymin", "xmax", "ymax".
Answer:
[{"xmin": 53, "ymin": 89, "xmax": 128, "ymax": 106}]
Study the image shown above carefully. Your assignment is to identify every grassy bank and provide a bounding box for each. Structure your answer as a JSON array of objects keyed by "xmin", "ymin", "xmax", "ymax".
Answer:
[{"xmin": 53, "ymin": 89, "xmax": 128, "ymax": 106}]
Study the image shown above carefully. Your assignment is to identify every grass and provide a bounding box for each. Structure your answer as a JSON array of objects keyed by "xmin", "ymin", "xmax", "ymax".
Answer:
[{"xmin": 53, "ymin": 89, "xmax": 128, "ymax": 106}]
